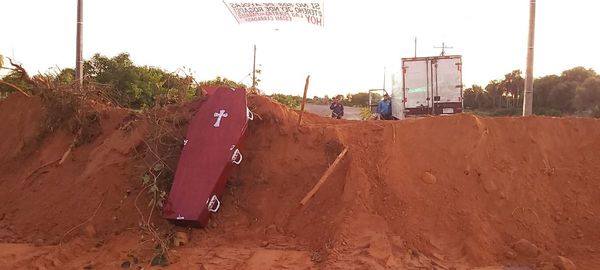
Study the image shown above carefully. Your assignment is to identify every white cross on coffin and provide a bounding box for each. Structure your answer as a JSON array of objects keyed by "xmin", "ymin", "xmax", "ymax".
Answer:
[{"xmin": 213, "ymin": 109, "xmax": 228, "ymax": 128}]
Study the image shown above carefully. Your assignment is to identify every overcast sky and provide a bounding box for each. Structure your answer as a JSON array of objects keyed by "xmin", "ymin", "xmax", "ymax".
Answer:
[{"xmin": 2, "ymin": 0, "xmax": 599, "ymax": 97}]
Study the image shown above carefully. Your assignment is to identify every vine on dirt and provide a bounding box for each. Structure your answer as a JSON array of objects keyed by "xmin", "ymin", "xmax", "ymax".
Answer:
[{"xmin": 131, "ymin": 102, "xmax": 195, "ymax": 266}]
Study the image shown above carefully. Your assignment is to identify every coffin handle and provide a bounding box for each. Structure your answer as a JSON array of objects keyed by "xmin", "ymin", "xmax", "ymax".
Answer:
[
  {"xmin": 207, "ymin": 195, "xmax": 220, "ymax": 213},
  {"xmin": 231, "ymin": 149, "xmax": 243, "ymax": 165},
  {"xmin": 247, "ymin": 107, "xmax": 254, "ymax": 121}
]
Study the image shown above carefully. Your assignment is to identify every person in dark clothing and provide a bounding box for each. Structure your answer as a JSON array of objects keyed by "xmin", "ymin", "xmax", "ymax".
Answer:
[
  {"xmin": 330, "ymin": 96, "xmax": 344, "ymax": 119},
  {"xmin": 377, "ymin": 94, "xmax": 393, "ymax": 120}
]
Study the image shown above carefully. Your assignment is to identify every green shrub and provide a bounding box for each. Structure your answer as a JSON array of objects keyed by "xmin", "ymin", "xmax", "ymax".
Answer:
[{"xmin": 271, "ymin": 94, "xmax": 302, "ymax": 109}]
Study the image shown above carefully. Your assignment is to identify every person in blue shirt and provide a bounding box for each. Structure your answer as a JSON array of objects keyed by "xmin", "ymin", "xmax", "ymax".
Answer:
[
  {"xmin": 377, "ymin": 94, "xmax": 393, "ymax": 120},
  {"xmin": 330, "ymin": 96, "xmax": 344, "ymax": 119}
]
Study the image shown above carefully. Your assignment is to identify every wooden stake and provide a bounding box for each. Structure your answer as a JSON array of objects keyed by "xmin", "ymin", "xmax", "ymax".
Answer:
[
  {"xmin": 297, "ymin": 75, "xmax": 310, "ymax": 126},
  {"xmin": 300, "ymin": 147, "xmax": 348, "ymax": 205}
]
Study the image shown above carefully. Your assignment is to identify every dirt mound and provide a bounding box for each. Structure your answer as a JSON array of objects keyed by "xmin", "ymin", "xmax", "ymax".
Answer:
[
  {"xmin": 1, "ymin": 93, "xmax": 600, "ymax": 269},
  {"xmin": 174, "ymin": 96, "xmax": 600, "ymax": 269},
  {"xmin": 0, "ymin": 94, "xmax": 44, "ymax": 163},
  {"xmin": 0, "ymin": 92, "xmax": 152, "ymax": 243}
]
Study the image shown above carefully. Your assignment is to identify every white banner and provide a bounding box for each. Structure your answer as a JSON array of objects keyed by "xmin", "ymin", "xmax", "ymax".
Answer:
[{"xmin": 224, "ymin": 1, "xmax": 324, "ymax": 27}]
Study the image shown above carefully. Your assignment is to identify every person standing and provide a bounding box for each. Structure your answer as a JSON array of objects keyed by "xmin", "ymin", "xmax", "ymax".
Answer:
[
  {"xmin": 377, "ymin": 94, "xmax": 393, "ymax": 120},
  {"xmin": 330, "ymin": 96, "xmax": 344, "ymax": 119}
]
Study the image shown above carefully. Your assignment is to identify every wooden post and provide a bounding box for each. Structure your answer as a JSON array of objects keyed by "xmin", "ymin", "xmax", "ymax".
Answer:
[
  {"xmin": 300, "ymin": 147, "xmax": 348, "ymax": 205},
  {"xmin": 297, "ymin": 75, "xmax": 310, "ymax": 126}
]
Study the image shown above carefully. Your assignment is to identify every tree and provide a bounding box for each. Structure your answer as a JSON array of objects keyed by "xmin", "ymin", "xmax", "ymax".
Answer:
[
  {"xmin": 311, "ymin": 95, "xmax": 330, "ymax": 105},
  {"xmin": 0, "ymin": 70, "xmax": 32, "ymax": 96},
  {"xmin": 270, "ymin": 94, "xmax": 302, "ymax": 109},
  {"xmin": 463, "ymin": 87, "xmax": 476, "ymax": 109},
  {"xmin": 464, "ymin": 85, "xmax": 488, "ymax": 109},
  {"xmin": 547, "ymin": 81, "xmax": 577, "ymax": 112},
  {"xmin": 56, "ymin": 68, "xmax": 75, "ymax": 84},
  {"xmin": 574, "ymin": 77, "xmax": 600, "ymax": 111},
  {"xmin": 561, "ymin": 67, "xmax": 596, "ymax": 84},
  {"xmin": 485, "ymin": 80, "xmax": 502, "ymax": 108},
  {"xmin": 498, "ymin": 70, "xmax": 524, "ymax": 108},
  {"xmin": 198, "ymin": 76, "xmax": 247, "ymax": 89},
  {"xmin": 349, "ymin": 92, "xmax": 370, "ymax": 107},
  {"xmin": 345, "ymin": 93, "xmax": 352, "ymax": 103},
  {"xmin": 83, "ymin": 52, "xmax": 194, "ymax": 108},
  {"xmin": 84, "ymin": 53, "xmax": 138, "ymax": 91},
  {"xmin": 533, "ymin": 75, "xmax": 560, "ymax": 110}
]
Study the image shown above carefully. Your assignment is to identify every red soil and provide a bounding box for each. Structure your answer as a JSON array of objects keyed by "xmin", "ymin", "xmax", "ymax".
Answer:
[{"xmin": 0, "ymin": 92, "xmax": 599, "ymax": 269}]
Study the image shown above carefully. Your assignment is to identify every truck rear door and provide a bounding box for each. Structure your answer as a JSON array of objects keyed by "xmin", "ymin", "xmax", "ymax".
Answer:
[
  {"xmin": 403, "ymin": 59, "xmax": 430, "ymax": 111},
  {"xmin": 432, "ymin": 56, "xmax": 463, "ymax": 114}
]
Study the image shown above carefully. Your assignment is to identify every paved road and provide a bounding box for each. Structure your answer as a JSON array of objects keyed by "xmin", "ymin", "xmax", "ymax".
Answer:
[{"xmin": 305, "ymin": 104, "xmax": 361, "ymax": 120}]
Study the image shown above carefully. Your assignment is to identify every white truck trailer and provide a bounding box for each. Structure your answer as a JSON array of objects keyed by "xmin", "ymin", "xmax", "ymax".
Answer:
[{"xmin": 392, "ymin": 55, "xmax": 463, "ymax": 117}]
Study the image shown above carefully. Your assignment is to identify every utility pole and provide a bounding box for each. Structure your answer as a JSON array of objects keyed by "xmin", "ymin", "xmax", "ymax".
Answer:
[
  {"xmin": 523, "ymin": 0, "xmax": 536, "ymax": 116},
  {"xmin": 75, "ymin": 0, "xmax": 83, "ymax": 88},
  {"xmin": 383, "ymin": 66, "xmax": 386, "ymax": 92},
  {"xmin": 414, "ymin": 37, "xmax": 417, "ymax": 58},
  {"xmin": 252, "ymin": 45, "xmax": 257, "ymax": 92}
]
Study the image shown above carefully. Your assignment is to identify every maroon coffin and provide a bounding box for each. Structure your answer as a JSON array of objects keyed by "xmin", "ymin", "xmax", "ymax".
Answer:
[
  {"xmin": 202, "ymin": 86, "xmax": 220, "ymax": 96},
  {"xmin": 163, "ymin": 87, "xmax": 250, "ymax": 227}
]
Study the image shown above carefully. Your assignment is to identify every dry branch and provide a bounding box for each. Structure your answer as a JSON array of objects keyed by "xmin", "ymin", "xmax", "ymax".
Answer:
[
  {"xmin": 22, "ymin": 159, "xmax": 60, "ymax": 183},
  {"xmin": 60, "ymin": 195, "xmax": 105, "ymax": 246},
  {"xmin": 59, "ymin": 128, "xmax": 82, "ymax": 165},
  {"xmin": 8, "ymin": 58, "xmax": 37, "ymax": 86},
  {"xmin": 0, "ymin": 80, "xmax": 31, "ymax": 97},
  {"xmin": 300, "ymin": 147, "xmax": 349, "ymax": 205}
]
